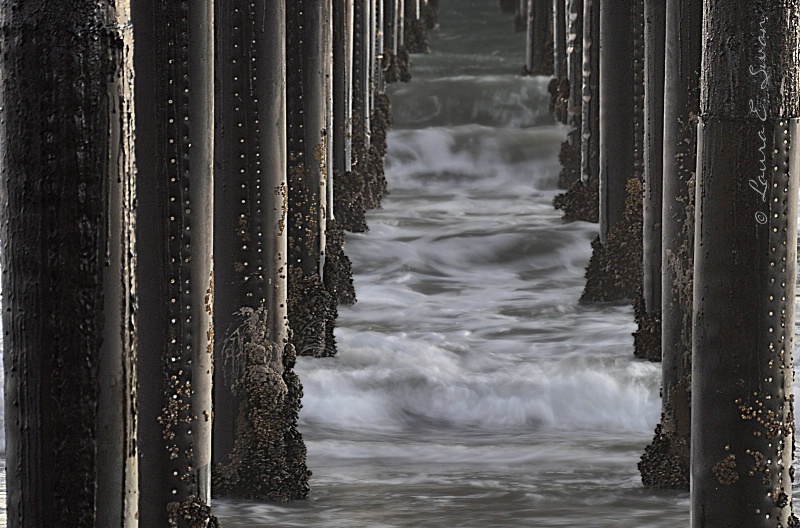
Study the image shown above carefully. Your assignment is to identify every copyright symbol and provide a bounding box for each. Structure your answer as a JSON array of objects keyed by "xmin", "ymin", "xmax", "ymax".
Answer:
[{"xmin": 755, "ymin": 211, "xmax": 768, "ymax": 225}]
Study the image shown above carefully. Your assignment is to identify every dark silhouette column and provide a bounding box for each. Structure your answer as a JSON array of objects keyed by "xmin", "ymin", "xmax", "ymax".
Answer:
[
  {"xmin": 691, "ymin": 2, "xmax": 800, "ymax": 525},
  {"xmin": 632, "ymin": 0, "xmax": 665, "ymax": 362},
  {"xmin": 1, "ymin": 2, "xmax": 137, "ymax": 526},
  {"xmin": 553, "ymin": 0, "xmax": 582, "ymax": 190},
  {"xmin": 580, "ymin": 0, "xmax": 641, "ymax": 304},
  {"xmin": 642, "ymin": 0, "xmax": 665, "ymax": 318},
  {"xmin": 525, "ymin": 0, "xmax": 554, "ymax": 76},
  {"xmin": 598, "ymin": 0, "xmax": 633, "ymax": 242},
  {"xmin": 566, "ymin": 0, "xmax": 583, "ymax": 132},
  {"xmin": 552, "ymin": 0, "xmax": 596, "ymax": 221},
  {"xmin": 553, "ymin": 0, "xmax": 567, "ymax": 80},
  {"xmin": 580, "ymin": 0, "xmax": 599, "ymax": 191}
]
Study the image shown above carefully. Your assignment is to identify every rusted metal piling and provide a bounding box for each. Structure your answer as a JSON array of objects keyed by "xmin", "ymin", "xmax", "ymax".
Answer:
[
  {"xmin": 1, "ymin": 2, "xmax": 137, "ymax": 526},
  {"xmin": 691, "ymin": 2, "xmax": 800, "ymax": 525}
]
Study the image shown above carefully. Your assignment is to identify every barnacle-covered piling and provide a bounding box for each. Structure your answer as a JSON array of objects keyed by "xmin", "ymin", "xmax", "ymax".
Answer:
[
  {"xmin": 690, "ymin": 2, "xmax": 800, "ymax": 524},
  {"xmin": 554, "ymin": 0, "xmax": 598, "ymax": 219},
  {"xmin": 635, "ymin": 0, "xmax": 665, "ymax": 363},
  {"xmin": 286, "ymin": 0, "xmax": 339, "ymax": 357},
  {"xmin": 212, "ymin": 0, "xmax": 310, "ymax": 500},
  {"xmin": 213, "ymin": 308, "xmax": 311, "ymax": 501},
  {"xmin": 639, "ymin": 0, "xmax": 701, "ymax": 490},
  {"xmin": 133, "ymin": 0, "xmax": 217, "ymax": 525}
]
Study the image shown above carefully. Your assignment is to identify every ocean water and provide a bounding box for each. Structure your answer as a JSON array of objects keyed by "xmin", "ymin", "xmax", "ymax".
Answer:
[
  {"xmin": 217, "ymin": 1, "xmax": 689, "ymax": 526},
  {"xmin": 1, "ymin": 1, "xmax": 798, "ymax": 527}
]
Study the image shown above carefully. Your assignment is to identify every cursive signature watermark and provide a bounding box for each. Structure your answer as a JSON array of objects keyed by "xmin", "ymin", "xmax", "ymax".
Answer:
[{"xmin": 748, "ymin": 19, "xmax": 770, "ymax": 225}]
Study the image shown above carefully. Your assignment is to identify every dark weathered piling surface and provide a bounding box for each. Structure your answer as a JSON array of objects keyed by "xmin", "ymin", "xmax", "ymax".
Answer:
[
  {"xmin": 548, "ymin": 0, "xmax": 568, "ymax": 123},
  {"xmin": 424, "ymin": 0, "xmax": 440, "ymax": 30},
  {"xmin": 580, "ymin": 179, "xmax": 642, "ymax": 303},
  {"xmin": 556, "ymin": 134, "xmax": 581, "ymax": 189},
  {"xmin": 635, "ymin": 0, "xmax": 665, "ymax": 363},
  {"xmin": 554, "ymin": 0, "xmax": 583, "ymax": 190},
  {"xmin": 1, "ymin": 2, "xmax": 137, "ymax": 526},
  {"xmin": 524, "ymin": 0, "xmax": 554, "ymax": 76},
  {"xmin": 633, "ymin": 288, "xmax": 661, "ymax": 362},
  {"xmin": 383, "ymin": 0, "xmax": 400, "ymax": 83},
  {"xmin": 691, "ymin": 2, "xmax": 800, "ymax": 525},
  {"xmin": 213, "ymin": 310, "xmax": 311, "ymax": 501},
  {"xmin": 598, "ymin": 0, "xmax": 633, "ymax": 243},
  {"xmin": 566, "ymin": 0, "xmax": 582, "ymax": 133},
  {"xmin": 638, "ymin": 0, "xmax": 700, "ymax": 491},
  {"xmin": 581, "ymin": 0, "xmax": 640, "ymax": 304},
  {"xmin": 364, "ymin": 92, "xmax": 392, "ymax": 210},
  {"xmin": 212, "ymin": 0, "xmax": 310, "ymax": 501},
  {"xmin": 554, "ymin": 0, "xmax": 598, "ymax": 220},
  {"xmin": 404, "ymin": 0, "xmax": 430, "ymax": 54},
  {"xmin": 133, "ymin": 0, "xmax": 217, "ymax": 525},
  {"xmin": 286, "ymin": 0, "xmax": 339, "ymax": 358},
  {"xmin": 554, "ymin": 176, "xmax": 599, "ymax": 222},
  {"xmin": 346, "ymin": 0, "xmax": 373, "ymax": 233}
]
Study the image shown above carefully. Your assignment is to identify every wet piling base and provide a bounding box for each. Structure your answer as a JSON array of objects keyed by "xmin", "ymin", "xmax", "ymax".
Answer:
[
  {"xmin": 424, "ymin": 0, "xmax": 439, "ymax": 30},
  {"xmin": 363, "ymin": 93, "xmax": 392, "ymax": 209},
  {"xmin": 554, "ymin": 176, "xmax": 599, "ymax": 223},
  {"xmin": 325, "ymin": 219, "xmax": 357, "ymax": 306},
  {"xmin": 168, "ymin": 500, "xmax": 220, "ymax": 528},
  {"xmin": 213, "ymin": 312, "xmax": 311, "ymax": 501},
  {"xmin": 639, "ymin": 370, "xmax": 691, "ymax": 491},
  {"xmin": 548, "ymin": 76, "xmax": 569, "ymax": 124},
  {"xmin": 639, "ymin": 413, "xmax": 690, "ymax": 490},
  {"xmin": 580, "ymin": 178, "xmax": 642, "ymax": 303},
  {"xmin": 288, "ymin": 265, "xmax": 337, "ymax": 357},
  {"xmin": 556, "ymin": 131, "xmax": 581, "ymax": 189},
  {"xmin": 383, "ymin": 52, "xmax": 399, "ymax": 84},
  {"xmin": 334, "ymin": 166, "xmax": 369, "ymax": 232},
  {"xmin": 632, "ymin": 289, "xmax": 661, "ymax": 361},
  {"xmin": 384, "ymin": 49, "xmax": 412, "ymax": 84},
  {"xmin": 640, "ymin": 176, "xmax": 694, "ymax": 490},
  {"xmin": 404, "ymin": 18, "xmax": 430, "ymax": 54}
]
